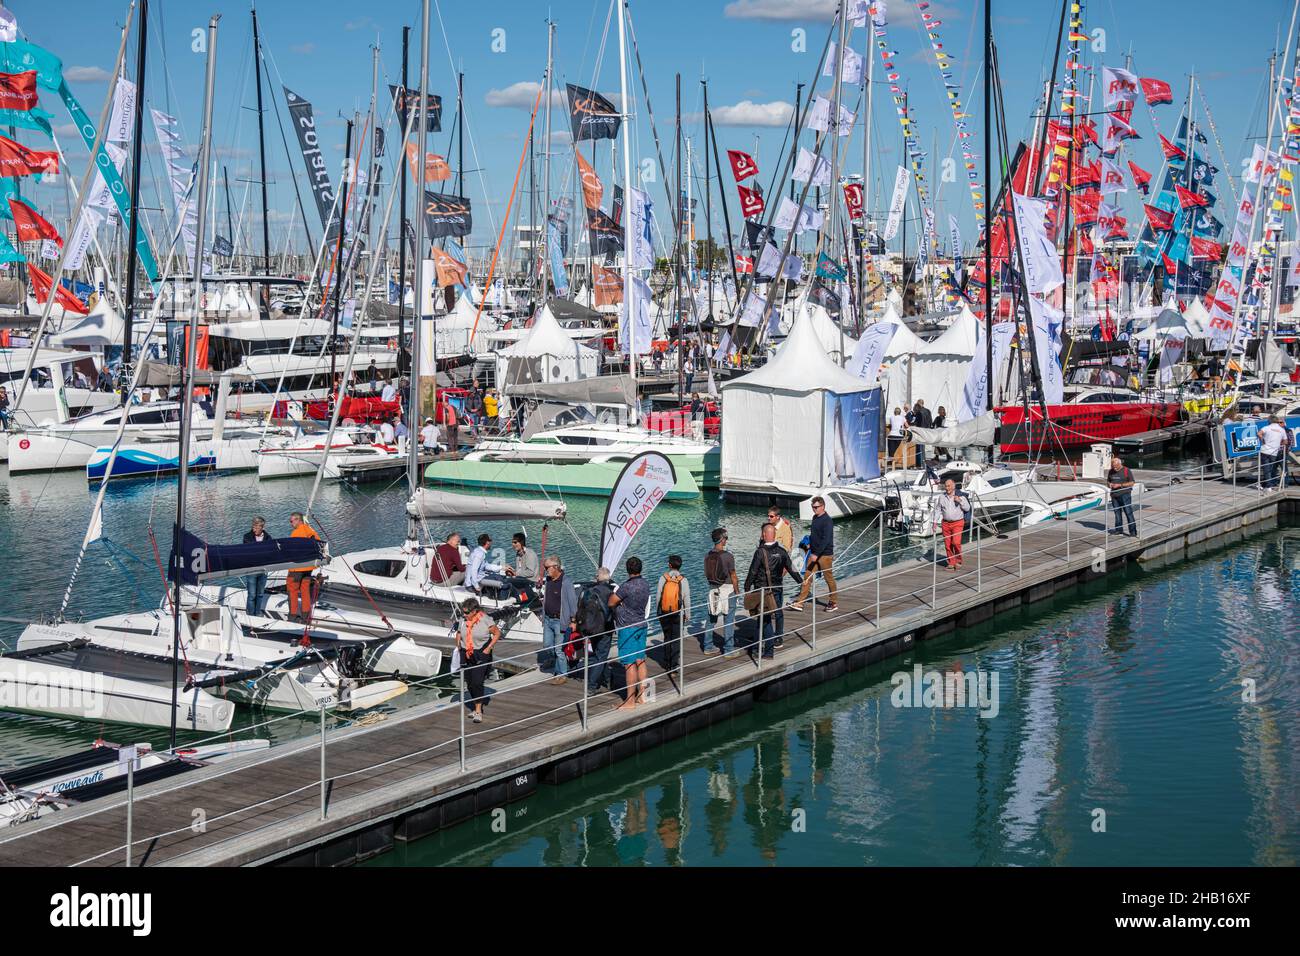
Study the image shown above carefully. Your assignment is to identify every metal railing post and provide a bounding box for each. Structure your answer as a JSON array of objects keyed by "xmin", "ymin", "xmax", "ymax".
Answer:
[
  {"xmin": 458, "ymin": 664, "xmax": 467, "ymax": 772},
  {"xmin": 1018, "ymin": 517, "xmax": 1023, "ymax": 576},
  {"xmin": 756, "ymin": 591, "xmax": 764, "ymax": 670},
  {"xmin": 976, "ymin": 517, "xmax": 982, "ymax": 591},
  {"xmin": 581, "ymin": 635, "xmax": 590, "ymax": 729},
  {"xmin": 1137, "ymin": 481, "xmax": 1143, "ymax": 538},
  {"xmin": 875, "ymin": 515, "xmax": 883, "ymax": 624},
  {"xmin": 1066, "ymin": 502, "xmax": 1071, "ymax": 561},
  {"xmin": 810, "ymin": 564, "xmax": 817, "ymax": 650},
  {"xmin": 677, "ymin": 606, "xmax": 685, "ymax": 694},
  {"xmin": 319, "ymin": 703, "xmax": 327, "ymax": 820},
  {"xmin": 931, "ymin": 526, "xmax": 938, "ymax": 606},
  {"xmin": 125, "ymin": 755, "xmax": 134, "ymax": 868}
]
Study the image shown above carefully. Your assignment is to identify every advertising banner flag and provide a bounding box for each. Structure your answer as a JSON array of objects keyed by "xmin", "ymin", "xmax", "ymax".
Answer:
[
  {"xmin": 423, "ymin": 191, "xmax": 472, "ymax": 238},
  {"xmin": 599, "ymin": 452, "xmax": 677, "ymax": 572},
  {"xmin": 284, "ymin": 86, "xmax": 340, "ymax": 237},
  {"xmin": 566, "ymin": 83, "xmax": 621, "ymax": 142},
  {"xmin": 883, "ymin": 165, "xmax": 909, "ymax": 240},
  {"xmin": 389, "ymin": 84, "xmax": 442, "ymax": 132}
]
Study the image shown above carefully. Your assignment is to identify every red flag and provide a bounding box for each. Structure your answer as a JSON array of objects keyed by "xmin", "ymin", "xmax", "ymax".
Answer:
[
  {"xmin": 843, "ymin": 182, "xmax": 863, "ymax": 220},
  {"xmin": 734, "ymin": 254, "xmax": 754, "ymax": 275},
  {"xmin": 1071, "ymin": 189, "xmax": 1101, "ymax": 225},
  {"xmin": 28, "ymin": 264, "xmax": 89, "ymax": 315},
  {"xmin": 1161, "ymin": 252, "xmax": 1177, "ymax": 275},
  {"xmin": 1176, "ymin": 184, "xmax": 1209, "ymax": 209},
  {"xmin": 1074, "ymin": 118, "xmax": 1098, "ymax": 148},
  {"xmin": 1159, "ymin": 134, "xmax": 1185, "ymax": 160},
  {"xmin": 1190, "ymin": 236, "xmax": 1223, "ymax": 259},
  {"xmin": 1140, "ymin": 77, "xmax": 1173, "ymax": 106},
  {"xmin": 1144, "ymin": 203, "xmax": 1175, "ymax": 230},
  {"xmin": 1071, "ymin": 159, "xmax": 1101, "ymax": 188},
  {"xmin": 1078, "ymin": 228, "xmax": 1094, "ymax": 255},
  {"xmin": 737, "ymin": 184, "xmax": 764, "ymax": 217},
  {"xmin": 592, "ymin": 265, "xmax": 623, "ymax": 306},
  {"xmin": 0, "ymin": 134, "xmax": 58, "ymax": 177},
  {"xmin": 1104, "ymin": 216, "xmax": 1128, "ymax": 241},
  {"xmin": 727, "ymin": 149, "xmax": 758, "ymax": 182},
  {"xmin": 1112, "ymin": 100, "xmax": 1134, "ymax": 126},
  {"xmin": 1128, "ymin": 160, "xmax": 1151, "ymax": 194},
  {"xmin": 0, "ymin": 71, "xmax": 38, "ymax": 111},
  {"xmin": 7, "ymin": 198, "xmax": 61, "ymax": 245}
]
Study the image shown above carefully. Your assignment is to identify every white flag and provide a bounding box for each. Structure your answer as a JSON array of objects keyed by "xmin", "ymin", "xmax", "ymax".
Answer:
[
  {"xmin": 1101, "ymin": 66, "xmax": 1138, "ymax": 108},
  {"xmin": 737, "ymin": 291, "xmax": 766, "ymax": 327},
  {"xmin": 1158, "ymin": 334, "xmax": 1187, "ymax": 385},
  {"xmin": 39, "ymin": 238, "xmax": 59, "ymax": 261},
  {"xmin": 807, "ymin": 96, "xmax": 831, "ymax": 132},
  {"xmin": 627, "ymin": 187, "xmax": 655, "ymax": 270},
  {"xmin": 65, "ymin": 208, "xmax": 101, "ymax": 271},
  {"xmin": 958, "ymin": 319, "xmax": 987, "ymax": 422},
  {"xmin": 883, "ymin": 166, "xmax": 909, "ymax": 241},
  {"xmin": 0, "ymin": 5, "xmax": 16, "ymax": 43},
  {"xmin": 781, "ymin": 252, "xmax": 803, "ymax": 281},
  {"xmin": 1286, "ymin": 255, "xmax": 1300, "ymax": 288},
  {"xmin": 758, "ymin": 241, "xmax": 782, "ymax": 277},
  {"xmin": 107, "ymin": 75, "xmax": 137, "ymax": 143},
  {"xmin": 823, "ymin": 43, "xmax": 865, "ymax": 85},
  {"xmin": 1028, "ymin": 295, "xmax": 1065, "ymax": 404},
  {"xmin": 87, "ymin": 142, "xmax": 127, "ymax": 210},
  {"xmin": 1011, "ymin": 192, "xmax": 1064, "ymax": 295},
  {"xmin": 846, "ymin": 318, "xmax": 898, "ymax": 382},
  {"xmin": 792, "ymin": 147, "xmax": 831, "ymax": 187},
  {"xmin": 990, "ymin": 320, "xmax": 1014, "ymax": 404},
  {"xmin": 948, "ymin": 214, "xmax": 962, "ymax": 263},
  {"xmin": 773, "ymin": 196, "xmax": 823, "ymax": 234},
  {"xmin": 1099, "ymin": 156, "xmax": 1127, "ymax": 195},
  {"xmin": 620, "ymin": 275, "xmax": 653, "ymax": 355}
]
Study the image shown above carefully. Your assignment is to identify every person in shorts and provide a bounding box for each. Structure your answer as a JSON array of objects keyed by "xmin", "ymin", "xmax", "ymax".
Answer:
[{"xmin": 608, "ymin": 556, "xmax": 651, "ymax": 710}]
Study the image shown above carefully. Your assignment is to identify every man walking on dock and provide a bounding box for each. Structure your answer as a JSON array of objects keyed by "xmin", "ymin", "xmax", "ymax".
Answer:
[
  {"xmin": 1107, "ymin": 456, "xmax": 1138, "ymax": 536},
  {"xmin": 704, "ymin": 527, "xmax": 740, "ymax": 657},
  {"xmin": 609, "ymin": 557, "xmax": 651, "ymax": 709},
  {"xmin": 791, "ymin": 496, "xmax": 839, "ymax": 613},
  {"xmin": 540, "ymin": 557, "xmax": 579, "ymax": 684},
  {"xmin": 932, "ymin": 479, "xmax": 970, "ymax": 570},
  {"xmin": 744, "ymin": 523, "xmax": 799, "ymax": 659},
  {"xmin": 286, "ymin": 512, "xmax": 321, "ymax": 622}
]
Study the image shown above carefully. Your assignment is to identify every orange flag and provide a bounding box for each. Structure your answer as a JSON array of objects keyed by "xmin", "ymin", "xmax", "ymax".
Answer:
[
  {"xmin": 592, "ymin": 265, "xmax": 623, "ymax": 306},
  {"xmin": 28, "ymin": 263, "xmax": 89, "ymax": 315},
  {"xmin": 576, "ymin": 151, "xmax": 603, "ymax": 211},
  {"xmin": 431, "ymin": 247, "xmax": 467, "ymax": 288},
  {"xmin": 405, "ymin": 143, "xmax": 450, "ymax": 182}
]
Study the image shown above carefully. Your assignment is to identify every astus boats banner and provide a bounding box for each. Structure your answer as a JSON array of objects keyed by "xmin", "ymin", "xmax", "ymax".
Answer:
[{"xmin": 599, "ymin": 452, "xmax": 677, "ymax": 573}]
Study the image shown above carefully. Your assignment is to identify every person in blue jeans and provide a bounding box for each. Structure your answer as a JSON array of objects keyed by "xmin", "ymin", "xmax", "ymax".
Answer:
[
  {"xmin": 242, "ymin": 516, "xmax": 273, "ymax": 615},
  {"xmin": 609, "ymin": 557, "xmax": 651, "ymax": 710},
  {"xmin": 703, "ymin": 527, "xmax": 741, "ymax": 657},
  {"xmin": 578, "ymin": 568, "xmax": 616, "ymax": 693},
  {"xmin": 742, "ymin": 523, "xmax": 798, "ymax": 659},
  {"xmin": 1107, "ymin": 456, "xmax": 1138, "ymax": 536},
  {"xmin": 540, "ymin": 556, "xmax": 578, "ymax": 684}
]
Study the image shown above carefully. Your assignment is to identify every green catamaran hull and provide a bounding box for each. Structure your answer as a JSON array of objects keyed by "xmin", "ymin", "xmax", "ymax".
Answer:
[{"xmin": 423, "ymin": 458, "xmax": 702, "ymax": 499}]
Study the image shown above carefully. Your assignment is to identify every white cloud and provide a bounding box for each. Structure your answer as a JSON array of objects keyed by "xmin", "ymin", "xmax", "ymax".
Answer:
[
  {"xmin": 485, "ymin": 81, "xmax": 567, "ymax": 109},
  {"xmin": 64, "ymin": 65, "xmax": 113, "ymax": 83},
  {"xmin": 291, "ymin": 42, "xmax": 316, "ymax": 55},
  {"xmin": 708, "ymin": 99, "xmax": 795, "ymax": 127},
  {"xmin": 724, "ymin": 0, "xmax": 837, "ymax": 21}
]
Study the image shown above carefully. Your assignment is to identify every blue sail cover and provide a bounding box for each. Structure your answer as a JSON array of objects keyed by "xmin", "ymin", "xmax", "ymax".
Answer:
[{"xmin": 169, "ymin": 526, "xmax": 324, "ymax": 585}]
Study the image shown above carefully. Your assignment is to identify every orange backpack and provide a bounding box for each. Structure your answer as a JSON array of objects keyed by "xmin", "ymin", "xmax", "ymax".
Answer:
[{"xmin": 659, "ymin": 573, "xmax": 682, "ymax": 613}]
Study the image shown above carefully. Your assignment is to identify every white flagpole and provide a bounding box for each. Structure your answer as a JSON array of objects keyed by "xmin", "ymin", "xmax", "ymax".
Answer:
[{"xmin": 618, "ymin": 0, "xmax": 637, "ymax": 425}]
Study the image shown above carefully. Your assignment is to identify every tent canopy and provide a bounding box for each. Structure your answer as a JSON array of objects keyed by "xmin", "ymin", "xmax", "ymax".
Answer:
[{"xmin": 724, "ymin": 306, "xmax": 873, "ymax": 395}]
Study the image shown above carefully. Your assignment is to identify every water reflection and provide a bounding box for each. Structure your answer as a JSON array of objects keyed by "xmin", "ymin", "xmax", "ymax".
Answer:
[{"xmin": 368, "ymin": 527, "xmax": 1298, "ymax": 867}]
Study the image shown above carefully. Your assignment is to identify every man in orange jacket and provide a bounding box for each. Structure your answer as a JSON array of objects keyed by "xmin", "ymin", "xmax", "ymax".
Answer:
[{"xmin": 286, "ymin": 512, "xmax": 321, "ymax": 621}]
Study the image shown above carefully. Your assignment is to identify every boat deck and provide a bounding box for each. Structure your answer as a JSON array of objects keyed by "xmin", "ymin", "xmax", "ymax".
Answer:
[{"xmin": 0, "ymin": 476, "xmax": 1292, "ymax": 867}]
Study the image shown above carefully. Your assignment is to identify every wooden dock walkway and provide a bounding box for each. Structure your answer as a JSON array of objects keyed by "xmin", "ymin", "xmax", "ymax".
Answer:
[{"xmin": 0, "ymin": 474, "xmax": 1292, "ymax": 867}]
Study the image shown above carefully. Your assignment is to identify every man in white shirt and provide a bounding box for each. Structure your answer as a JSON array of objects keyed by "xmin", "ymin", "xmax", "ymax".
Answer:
[
  {"xmin": 419, "ymin": 417, "xmax": 439, "ymax": 450},
  {"xmin": 888, "ymin": 406, "xmax": 907, "ymax": 460},
  {"xmin": 381, "ymin": 378, "xmax": 399, "ymax": 403},
  {"xmin": 1257, "ymin": 416, "xmax": 1290, "ymax": 488},
  {"xmin": 932, "ymin": 478, "xmax": 971, "ymax": 570},
  {"xmin": 379, "ymin": 418, "xmax": 396, "ymax": 444}
]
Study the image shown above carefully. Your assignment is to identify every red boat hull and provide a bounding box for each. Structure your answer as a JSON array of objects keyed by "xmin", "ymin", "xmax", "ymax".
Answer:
[{"xmin": 996, "ymin": 402, "xmax": 1183, "ymax": 454}]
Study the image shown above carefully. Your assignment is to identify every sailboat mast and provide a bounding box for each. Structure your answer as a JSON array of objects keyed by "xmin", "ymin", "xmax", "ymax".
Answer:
[
  {"xmin": 120, "ymin": 0, "xmax": 148, "ymax": 402},
  {"xmin": 406, "ymin": 0, "xmax": 431, "ymax": 520},
  {"xmin": 541, "ymin": 21, "xmax": 554, "ymax": 304},
  {"xmin": 398, "ymin": 27, "xmax": 410, "ymax": 379},
  {"xmin": 673, "ymin": 73, "xmax": 682, "ymax": 404},
  {"xmin": 457, "ymin": 71, "xmax": 465, "ymax": 201},
  {"xmin": 826, "ymin": 0, "xmax": 848, "ymax": 365},
  {"xmin": 169, "ymin": 13, "xmax": 220, "ymax": 750},
  {"xmin": 223, "ymin": 165, "xmax": 234, "ymax": 260},
  {"xmin": 252, "ymin": 5, "xmax": 271, "ymax": 317},
  {"xmin": 860, "ymin": 8, "xmax": 873, "ymax": 334},
  {"xmin": 617, "ymin": 0, "xmax": 636, "ymax": 424}
]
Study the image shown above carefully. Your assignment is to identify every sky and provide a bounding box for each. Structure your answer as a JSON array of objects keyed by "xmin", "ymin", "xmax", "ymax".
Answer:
[{"xmin": 7, "ymin": 0, "xmax": 1295, "ymax": 264}]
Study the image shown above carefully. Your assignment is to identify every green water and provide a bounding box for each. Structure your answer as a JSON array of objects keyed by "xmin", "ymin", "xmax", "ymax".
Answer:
[{"xmin": 364, "ymin": 526, "xmax": 1300, "ymax": 867}]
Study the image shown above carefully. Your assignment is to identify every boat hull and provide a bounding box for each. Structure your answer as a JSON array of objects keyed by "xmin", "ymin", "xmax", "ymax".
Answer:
[
  {"xmin": 997, "ymin": 402, "xmax": 1182, "ymax": 454},
  {"xmin": 423, "ymin": 458, "xmax": 702, "ymax": 499}
]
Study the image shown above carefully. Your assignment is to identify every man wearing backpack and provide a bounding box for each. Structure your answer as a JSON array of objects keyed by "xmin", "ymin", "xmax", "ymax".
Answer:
[
  {"xmin": 540, "ymin": 557, "xmax": 579, "ymax": 685},
  {"xmin": 578, "ymin": 568, "xmax": 616, "ymax": 695},
  {"xmin": 654, "ymin": 555, "xmax": 691, "ymax": 671},
  {"xmin": 704, "ymin": 527, "xmax": 740, "ymax": 657}
]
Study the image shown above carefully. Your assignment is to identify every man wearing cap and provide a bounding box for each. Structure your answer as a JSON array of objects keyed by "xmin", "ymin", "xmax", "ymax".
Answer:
[{"xmin": 420, "ymin": 417, "xmax": 438, "ymax": 451}]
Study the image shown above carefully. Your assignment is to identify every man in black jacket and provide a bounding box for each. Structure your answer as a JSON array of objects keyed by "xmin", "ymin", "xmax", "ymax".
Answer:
[
  {"xmin": 242, "ymin": 516, "xmax": 274, "ymax": 615},
  {"xmin": 743, "ymin": 523, "xmax": 799, "ymax": 659},
  {"xmin": 790, "ymin": 496, "xmax": 838, "ymax": 613}
]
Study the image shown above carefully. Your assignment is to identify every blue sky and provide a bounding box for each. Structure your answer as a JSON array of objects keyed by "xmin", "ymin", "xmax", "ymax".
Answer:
[{"xmin": 10, "ymin": 0, "xmax": 1293, "ymax": 261}]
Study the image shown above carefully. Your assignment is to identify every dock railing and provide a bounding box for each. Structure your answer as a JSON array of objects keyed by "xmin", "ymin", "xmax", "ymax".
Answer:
[{"xmin": 69, "ymin": 459, "xmax": 1280, "ymax": 867}]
